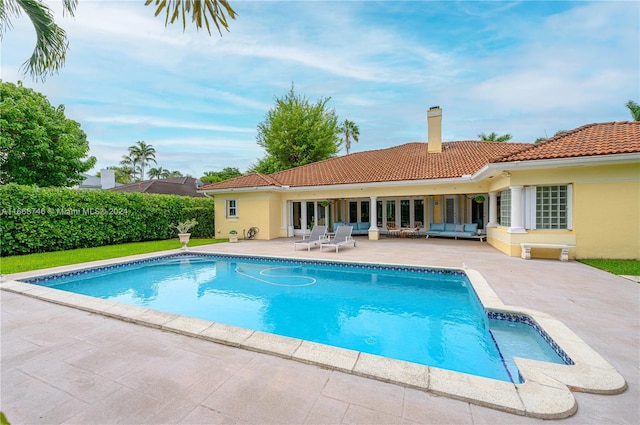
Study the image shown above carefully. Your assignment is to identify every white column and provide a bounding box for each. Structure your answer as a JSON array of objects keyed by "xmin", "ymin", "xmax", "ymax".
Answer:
[
  {"xmin": 508, "ymin": 186, "xmax": 526, "ymax": 233},
  {"xmin": 368, "ymin": 196, "xmax": 380, "ymax": 240},
  {"xmin": 487, "ymin": 192, "xmax": 498, "ymax": 227},
  {"xmin": 283, "ymin": 200, "xmax": 294, "ymax": 237},
  {"xmin": 369, "ymin": 196, "xmax": 378, "ymax": 230},
  {"xmin": 281, "ymin": 200, "xmax": 287, "ymax": 229}
]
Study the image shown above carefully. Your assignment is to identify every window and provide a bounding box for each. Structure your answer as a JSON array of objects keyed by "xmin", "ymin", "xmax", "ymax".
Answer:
[
  {"xmin": 536, "ymin": 185, "xmax": 570, "ymax": 229},
  {"xmin": 360, "ymin": 201, "xmax": 370, "ymax": 223},
  {"xmin": 349, "ymin": 201, "xmax": 358, "ymax": 223},
  {"xmin": 414, "ymin": 199, "xmax": 425, "ymax": 226},
  {"xmin": 499, "ymin": 190, "xmax": 511, "ymax": 227},
  {"xmin": 226, "ymin": 199, "xmax": 238, "ymax": 217}
]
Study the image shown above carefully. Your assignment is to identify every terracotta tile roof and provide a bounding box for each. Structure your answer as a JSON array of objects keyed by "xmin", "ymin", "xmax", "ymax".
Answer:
[
  {"xmin": 200, "ymin": 141, "xmax": 525, "ymax": 190},
  {"xmin": 495, "ymin": 121, "xmax": 640, "ymax": 162},
  {"xmin": 198, "ymin": 173, "xmax": 282, "ymax": 191},
  {"xmin": 199, "ymin": 122, "xmax": 639, "ymax": 192},
  {"xmin": 270, "ymin": 141, "xmax": 525, "ymax": 187}
]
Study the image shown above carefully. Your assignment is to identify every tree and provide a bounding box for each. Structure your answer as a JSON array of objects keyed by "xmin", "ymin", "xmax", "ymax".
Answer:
[
  {"xmin": 626, "ymin": 100, "xmax": 640, "ymax": 121},
  {"xmin": 127, "ymin": 140, "xmax": 156, "ymax": 180},
  {"xmin": 145, "ymin": 0, "xmax": 236, "ymax": 35},
  {"xmin": 1, "ymin": 0, "xmax": 236, "ymax": 81},
  {"xmin": 478, "ymin": 132, "xmax": 512, "ymax": 142},
  {"xmin": 0, "ymin": 80, "xmax": 96, "ymax": 186},
  {"xmin": 252, "ymin": 85, "xmax": 341, "ymax": 174},
  {"xmin": 148, "ymin": 166, "xmax": 167, "ymax": 179},
  {"xmin": 0, "ymin": 0, "xmax": 77, "ymax": 81},
  {"xmin": 247, "ymin": 156, "xmax": 281, "ymax": 175},
  {"xmin": 535, "ymin": 130, "xmax": 566, "ymax": 143},
  {"xmin": 119, "ymin": 154, "xmax": 138, "ymax": 182},
  {"xmin": 98, "ymin": 166, "xmax": 134, "ymax": 184},
  {"xmin": 167, "ymin": 170, "xmax": 183, "ymax": 178},
  {"xmin": 339, "ymin": 119, "xmax": 360, "ymax": 155},
  {"xmin": 201, "ymin": 167, "xmax": 242, "ymax": 183}
]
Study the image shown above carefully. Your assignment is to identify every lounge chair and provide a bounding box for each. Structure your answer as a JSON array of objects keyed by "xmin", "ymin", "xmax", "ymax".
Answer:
[
  {"xmin": 402, "ymin": 221, "xmax": 422, "ymax": 238},
  {"xmin": 293, "ymin": 225, "xmax": 328, "ymax": 251},
  {"xmin": 320, "ymin": 225, "xmax": 356, "ymax": 253},
  {"xmin": 386, "ymin": 221, "xmax": 401, "ymax": 238}
]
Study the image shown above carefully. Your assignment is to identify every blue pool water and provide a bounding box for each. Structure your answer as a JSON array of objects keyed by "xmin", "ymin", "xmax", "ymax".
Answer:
[{"xmin": 25, "ymin": 253, "xmax": 569, "ymax": 382}]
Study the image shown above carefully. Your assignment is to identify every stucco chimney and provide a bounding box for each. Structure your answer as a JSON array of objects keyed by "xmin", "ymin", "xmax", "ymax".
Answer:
[
  {"xmin": 427, "ymin": 106, "xmax": 442, "ymax": 153},
  {"xmin": 100, "ymin": 168, "xmax": 115, "ymax": 189}
]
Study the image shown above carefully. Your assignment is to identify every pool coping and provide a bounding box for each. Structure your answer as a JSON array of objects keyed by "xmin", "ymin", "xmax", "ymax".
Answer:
[{"xmin": 0, "ymin": 249, "xmax": 627, "ymax": 420}]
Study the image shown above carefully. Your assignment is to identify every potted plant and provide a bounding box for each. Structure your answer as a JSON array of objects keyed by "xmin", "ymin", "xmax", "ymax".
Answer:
[
  {"xmin": 174, "ymin": 218, "xmax": 198, "ymax": 250},
  {"xmin": 229, "ymin": 229, "xmax": 239, "ymax": 243},
  {"xmin": 474, "ymin": 195, "xmax": 486, "ymax": 204}
]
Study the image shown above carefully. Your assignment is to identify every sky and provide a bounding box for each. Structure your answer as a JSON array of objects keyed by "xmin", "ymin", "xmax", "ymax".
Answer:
[{"xmin": 1, "ymin": 0, "xmax": 638, "ymax": 178}]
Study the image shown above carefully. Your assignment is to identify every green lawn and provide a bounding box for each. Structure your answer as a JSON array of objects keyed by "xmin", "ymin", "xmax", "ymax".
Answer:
[
  {"xmin": 577, "ymin": 259, "xmax": 640, "ymax": 277},
  {"xmin": 0, "ymin": 238, "xmax": 225, "ymax": 274}
]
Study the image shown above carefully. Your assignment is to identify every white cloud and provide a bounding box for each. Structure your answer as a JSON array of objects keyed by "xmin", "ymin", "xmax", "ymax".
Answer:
[
  {"xmin": 84, "ymin": 115, "xmax": 255, "ymax": 133},
  {"xmin": 2, "ymin": 1, "xmax": 637, "ymax": 176}
]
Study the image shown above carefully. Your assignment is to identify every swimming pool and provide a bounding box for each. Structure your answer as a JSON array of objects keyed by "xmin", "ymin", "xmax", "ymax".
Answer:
[{"xmin": 23, "ymin": 253, "xmax": 569, "ymax": 383}]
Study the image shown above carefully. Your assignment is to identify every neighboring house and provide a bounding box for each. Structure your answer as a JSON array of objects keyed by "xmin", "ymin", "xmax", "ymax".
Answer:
[
  {"xmin": 77, "ymin": 169, "xmax": 118, "ymax": 190},
  {"xmin": 199, "ymin": 107, "xmax": 640, "ymax": 260},
  {"xmin": 110, "ymin": 177, "xmax": 205, "ymax": 197}
]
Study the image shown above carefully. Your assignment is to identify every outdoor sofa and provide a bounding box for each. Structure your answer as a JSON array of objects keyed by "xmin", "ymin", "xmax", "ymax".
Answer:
[
  {"xmin": 425, "ymin": 223, "xmax": 484, "ymax": 241},
  {"xmin": 332, "ymin": 222, "xmax": 370, "ymax": 235}
]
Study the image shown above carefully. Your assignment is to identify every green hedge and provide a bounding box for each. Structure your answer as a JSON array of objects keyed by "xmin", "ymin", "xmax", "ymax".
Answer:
[{"xmin": 0, "ymin": 184, "xmax": 215, "ymax": 256}]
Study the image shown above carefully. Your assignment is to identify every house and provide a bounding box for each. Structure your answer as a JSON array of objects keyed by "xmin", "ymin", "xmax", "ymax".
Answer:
[
  {"xmin": 77, "ymin": 169, "xmax": 118, "ymax": 190},
  {"xmin": 110, "ymin": 177, "xmax": 205, "ymax": 197},
  {"xmin": 198, "ymin": 108, "xmax": 640, "ymax": 260}
]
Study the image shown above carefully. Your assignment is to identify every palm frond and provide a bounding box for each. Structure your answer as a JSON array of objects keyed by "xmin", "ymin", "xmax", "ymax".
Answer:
[
  {"xmin": 17, "ymin": 0, "xmax": 69, "ymax": 81},
  {"xmin": 145, "ymin": 0, "xmax": 236, "ymax": 35},
  {"xmin": 61, "ymin": 0, "xmax": 78, "ymax": 17}
]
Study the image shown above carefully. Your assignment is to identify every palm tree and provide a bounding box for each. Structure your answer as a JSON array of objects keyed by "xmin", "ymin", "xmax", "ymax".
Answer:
[
  {"xmin": 127, "ymin": 141, "xmax": 156, "ymax": 181},
  {"xmin": 626, "ymin": 100, "xmax": 640, "ymax": 121},
  {"xmin": 0, "ymin": 0, "xmax": 77, "ymax": 81},
  {"xmin": 148, "ymin": 167, "xmax": 167, "ymax": 179},
  {"xmin": 2, "ymin": 0, "xmax": 236, "ymax": 80},
  {"xmin": 339, "ymin": 119, "xmax": 360, "ymax": 154},
  {"xmin": 145, "ymin": 0, "xmax": 236, "ymax": 35},
  {"xmin": 478, "ymin": 132, "xmax": 512, "ymax": 142},
  {"xmin": 119, "ymin": 154, "xmax": 138, "ymax": 181},
  {"xmin": 167, "ymin": 170, "xmax": 183, "ymax": 178},
  {"xmin": 535, "ymin": 130, "xmax": 567, "ymax": 143}
]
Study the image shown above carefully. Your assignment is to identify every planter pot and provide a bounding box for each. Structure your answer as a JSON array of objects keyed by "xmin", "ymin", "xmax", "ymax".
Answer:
[
  {"xmin": 178, "ymin": 233, "xmax": 191, "ymax": 250},
  {"xmin": 229, "ymin": 234, "xmax": 239, "ymax": 243}
]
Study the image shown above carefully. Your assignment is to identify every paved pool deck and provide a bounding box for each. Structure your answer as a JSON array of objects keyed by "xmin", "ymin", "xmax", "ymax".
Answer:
[{"xmin": 1, "ymin": 237, "xmax": 638, "ymax": 424}]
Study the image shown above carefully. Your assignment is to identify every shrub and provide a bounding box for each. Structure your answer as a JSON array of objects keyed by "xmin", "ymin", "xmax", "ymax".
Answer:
[{"xmin": 0, "ymin": 184, "xmax": 215, "ymax": 256}]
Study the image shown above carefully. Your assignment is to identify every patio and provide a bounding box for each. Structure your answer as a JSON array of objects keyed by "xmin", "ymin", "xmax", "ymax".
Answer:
[{"xmin": 1, "ymin": 237, "xmax": 638, "ymax": 424}]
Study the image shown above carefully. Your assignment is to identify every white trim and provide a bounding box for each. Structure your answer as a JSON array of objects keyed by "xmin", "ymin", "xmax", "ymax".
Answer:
[
  {"xmin": 443, "ymin": 196, "xmax": 458, "ymax": 223},
  {"xmin": 567, "ymin": 184, "xmax": 573, "ymax": 230},
  {"xmin": 508, "ymin": 186, "xmax": 526, "ymax": 233},
  {"xmin": 473, "ymin": 153, "xmax": 640, "ymax": 181},
  {"xmin": 226, "ymin": 199, "xmax": 238, "ymax": 218},
  {"xmin": 524, "ymin": 186, "xmax": 536, "ymax": 230}
]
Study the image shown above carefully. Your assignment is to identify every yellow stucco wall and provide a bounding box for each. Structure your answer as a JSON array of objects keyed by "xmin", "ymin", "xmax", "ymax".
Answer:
[
  {"xmin": 210, "ymin": 161, "xmax": 639, "ymax": 259},
  {"xmin": 573, "ymin": 179, "xmax": 639, "ymax": 259},
  {"xmin": 214, "ymin": 192, "xmax": 280, "ymax": 240},
  {"xmin": 487, "ymin": 162, "xmax": 639, "ymax": 259}
]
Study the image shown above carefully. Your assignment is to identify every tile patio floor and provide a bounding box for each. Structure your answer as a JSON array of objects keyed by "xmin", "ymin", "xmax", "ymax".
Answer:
[{"xmin": 1, "ymin": 237, "xmax": 638, "ymax": 424}]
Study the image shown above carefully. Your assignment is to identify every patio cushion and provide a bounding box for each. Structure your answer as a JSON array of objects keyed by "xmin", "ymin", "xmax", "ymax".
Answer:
[
  {"xmin": 358, "ymin": 222, "xmax": 370, "ymax": 230},
  {"xmin": 430, "ymin": 223, "xmax": 445, "ymax": 231},
  {"xmin": 464, "ymin": 223, "xmax": 478, "ymax": 233}
]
